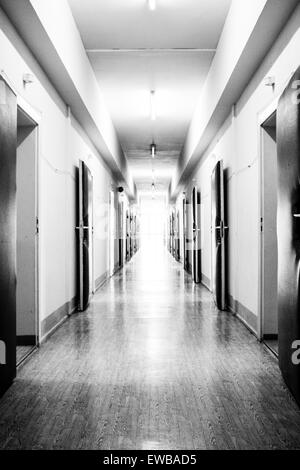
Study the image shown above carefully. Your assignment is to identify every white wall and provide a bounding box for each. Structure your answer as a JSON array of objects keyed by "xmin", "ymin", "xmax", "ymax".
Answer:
[
  {"xmin": 0, "ymin": 7, "xmax": 120, "ymax": 340},
  {"xmin": 174, "ymin": 5, "xmax": 300, "ymax": 335},
  {"xmin": 0, "ymin": 0, "xmax": 135, "ymax": 196},
  {"xmin": 29, "ymin": 0, "xmax": 132, "ymax": 187}
]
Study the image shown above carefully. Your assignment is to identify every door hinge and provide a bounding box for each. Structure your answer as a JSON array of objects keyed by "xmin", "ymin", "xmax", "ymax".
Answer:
[
  {"xmin": 36, "ymin": 217, "xmax": 39, "ymax": 234},
  {"xmin": 260, "ymin": 218, "xmax": 263, "ymax": 232}
]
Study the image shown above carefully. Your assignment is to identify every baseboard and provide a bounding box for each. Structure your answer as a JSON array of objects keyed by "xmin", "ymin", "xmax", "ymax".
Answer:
[
  {"xmin": 95, "ymin": 271, "xmax": 109, "ymax": 292},
  {"xmin": 16, "ymin": 335, "xmax": 36, "ymax": 346},
  {"xmin": 236, "ymin": 313, "xmax": 258, "ymax": 338},
  {"xmin": 201, "ymin": 274, "xmax": 211, "ymax": 292},
  {"xmin": 40, "ymin": 296, "xmax": 77, "ymax": 343},
  {"xmin": 228, "ymin": 294, "xmax": 258, "ymax": 338}
]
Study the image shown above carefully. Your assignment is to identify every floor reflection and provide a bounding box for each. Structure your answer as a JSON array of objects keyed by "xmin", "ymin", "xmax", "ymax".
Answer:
[{"xmin": 1, "ymin": 244, "xmax": 300, "ymax": 449}]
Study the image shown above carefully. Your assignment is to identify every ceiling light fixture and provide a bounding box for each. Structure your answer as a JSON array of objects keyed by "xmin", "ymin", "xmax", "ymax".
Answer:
[
  {"xmin": 151, "ymin": 143, "xmax": 156, "ymax": 159},
  {"xmin": 150, "ymin": 90, "xmax": 156, "ymax": 120},
  {"xmin": 148, "ymin": 0, "xmax": 156, "ymax": 11}
]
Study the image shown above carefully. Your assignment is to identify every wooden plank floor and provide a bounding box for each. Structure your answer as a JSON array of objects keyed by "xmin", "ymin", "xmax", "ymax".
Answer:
[
  {"xmin": 16, "ymin": 346, "xmax": 35, "ymax": 366},
  {"xmin": 1, "ymin": 244, "xmax": 300, "ymax": 450}
]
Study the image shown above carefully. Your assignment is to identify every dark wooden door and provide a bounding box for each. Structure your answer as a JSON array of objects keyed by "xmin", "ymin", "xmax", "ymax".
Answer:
[
  {"xmin": 192, "ymin": 187, "xmax": 201, "ymax": 284},
  {"xmin": 169, "ymin": 215, "xmax": 172, "ymax": 254},
  {"xmin": 0, "ymin": 78, "xmax": 17, "ymax": 396},
  {"xmin": 77, "ymin": 161, "xmax": 92, "ymax": 312},
  {"xmin": 277, "ymin": 67, "xmax": 300, "ymax": 405},
  {"xmin": 126, "ymin": 210, "xmax": 130, "ymax": 261},
  {"xmin": 211, "ymin": 160, "xmax": 227, "ymax": 310},
  {"xmin": 176, "ymin": 211, "xmax": 180, "ymax": 261},
  {"xmin": 130, "ymin": 213, "xmax": 133, "ymax": 258},
  {"xmin": 118, "ymin": 201, "xmax": 124, "ymax": 267},
  {"xmin": 183, "ymin": 199, "xmax": 188, "ymax": 271},
  {"xmin": 171, "ymin": 212, "xmax": 175, "ymax": 258}
]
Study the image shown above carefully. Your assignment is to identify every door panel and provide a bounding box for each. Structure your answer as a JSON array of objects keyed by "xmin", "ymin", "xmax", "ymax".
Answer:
[
  {"xmin": 169, "ymin": 216, "xmax": 172, "ymax": 254},
  {"xmin": 172, "ymin": 212, "xmax": 175, "ymax": 258},
  {"xmin": 277, "ymin": 67, "xmax": 300, "ymax": 405},
  {"xmin": 176, "ymin": 211, "xmax": 180, "ymax": 261},
  {"xmin": 0, "ymin": 78, "xmax": 17, "ymax": 395},
  {"xmin": 192, "ymin": 187, "xmax": 201, "ymax": 284},
  {"xmin": 211, "ymin": 160, "xmax": 227, "ymax": 310},
  {"xmin": 118, "ymin": 201, "xmax": 124, "ymax": 267},
  {"xmin": 126, "ymin": 210, "xmax": 130, "ymax": 261},
  {"xmin": 130, "ymin": 213, "xmax": 133, "ymax": 258},
  {"xmin": 77, "ymin": 161, "xmax": 92, "ymax": 312},
  {"xmin": 183, "ymin": 199, "xmax": 188, "ymax": 271}
]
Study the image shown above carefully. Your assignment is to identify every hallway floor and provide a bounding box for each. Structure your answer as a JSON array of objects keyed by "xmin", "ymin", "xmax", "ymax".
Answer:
[{"xmin": 1, "ymin": 245, "xmax": 300, "ymax": 450}]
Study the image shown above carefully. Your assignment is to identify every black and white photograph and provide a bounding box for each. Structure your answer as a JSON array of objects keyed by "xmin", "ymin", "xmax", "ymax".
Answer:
[{"xmin": 1, "ymin": 0, "xmax": 300, "ymax": 459}]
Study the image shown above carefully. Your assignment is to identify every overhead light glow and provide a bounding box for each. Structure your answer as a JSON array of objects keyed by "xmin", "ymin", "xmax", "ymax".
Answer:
[
  {"xmin": 150, "ymin": 90, "xmax": 156, "ymax": 120},
  {"xmin": 148, "ymin": 0, "xmax": 156, "ymax": 11},
  {"xmin": 151, "ymin": 143, "xmax": 156, "ymax": 158},
  {"xmin": 152, "ymin": 182, "xmax": 156, "ymax": 200}
]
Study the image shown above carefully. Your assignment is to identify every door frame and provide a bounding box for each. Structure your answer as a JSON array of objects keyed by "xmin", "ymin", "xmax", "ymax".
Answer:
[
  {"xmin": 86, "ymin": 172, "xmax": 95, "ymax": 296},
  {"xmin": 118, "ymin": 198, "xmax": 124, "ymax": 268},
  {"xmin": 258, "ymin": 96, "xmax": 279, "ymax": 341},
  {"xmin": 1, "ymin": 72, "xmax": 41, "ymax": 347},
  {"xmin": 109, "ymin": 189, "xmax": 115, "ymax": 276},
  {"xmin": 176, "ymin": 209, "xmax": 180, "ymax": 261},
  {"xmin": 183, "ymin": 197, "xmax": 187, "ymax": 270},
  {"xmin": 17, "ymin": 104, "xmax": 40, "ymax": 353},
  {"xmin": 211, "ymin": 160, "xmax": 227, "ymax": 310},
  {"xmin": 192, "ymin": 186, "xmax": 201, "ymax": 284}
]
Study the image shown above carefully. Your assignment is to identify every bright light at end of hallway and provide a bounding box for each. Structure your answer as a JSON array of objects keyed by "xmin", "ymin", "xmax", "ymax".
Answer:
[
  {"xmin": 150, "ymin": 90, "xmax": 156, "ymax": 120},
  {"xmin": 148, "ymin": 0, "xmax": 156, "ymax": 11},
  {"xmin": 139, "ymin": 194, "xmax": 167, "ymax": 251}
]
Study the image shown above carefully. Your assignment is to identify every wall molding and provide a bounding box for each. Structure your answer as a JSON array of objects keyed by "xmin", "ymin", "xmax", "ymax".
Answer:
[
  {"xmin": 40, "ymin": 296, "xmax": 77, "ymax": 343},
  {"xmin": 201, "ymin": 274, "xmax": 211, "ymax": 291},
  {"xmin": 228, "ymin": 294, "xmax": 258, "ymax": 338},
  {"xmin": 95, "ymin": 271, "xmax": 109, "ymax": 292}
]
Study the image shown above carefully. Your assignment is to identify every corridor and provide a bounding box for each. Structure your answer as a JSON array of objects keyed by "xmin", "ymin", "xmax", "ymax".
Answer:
[
  {"xmin": 2, "ymin": 0, "xmax": 300, "ymax": 454},
  {"xmin": 1, "ymin": 244, "xmax": 300, "ymax": 450}
]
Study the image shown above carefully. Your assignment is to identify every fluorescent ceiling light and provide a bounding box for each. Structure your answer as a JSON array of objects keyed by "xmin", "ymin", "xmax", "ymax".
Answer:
[
  {"xmin": 148, "ymin": 0, "xmax": 156, "ymax": 11},
  {"xmin": 150, "ymin": 90, "xmax": 156, "ymax": 120},
  {"xmin": 151, "ymin": 143, "xmax": 156, "ymax": 158}
]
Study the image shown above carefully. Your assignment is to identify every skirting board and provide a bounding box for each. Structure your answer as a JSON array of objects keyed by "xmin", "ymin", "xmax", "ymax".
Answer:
[
  {"xmin": 201, "ymin": 274, "xmax": 211, "ymax": 292},
  {"xmin": 95, "ymin": 265, "xmax": 123, "ymax": 292},
  {"xmin": 40, "ymin": 296, "xmax": 77, "ymax": 343},
  {"xmin": 228, "ymin": 294, "xmax": 258, "ymax": 337},
  {"xmin": 95, "ymin": 271, "xmax": 109, "ymax": 292}
]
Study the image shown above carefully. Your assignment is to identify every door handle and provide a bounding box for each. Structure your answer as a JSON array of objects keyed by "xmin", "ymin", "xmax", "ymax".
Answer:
[
  {"xmin": 215, "ymin": 224, "xmax": 229, "ymax": 230},
  {"xmin": 293, "ymin": 214, "xmax": 300, "ymax": 218},
  {"xmin": 75, "ymin": 226, "xmax": 90, "ymax": 230},
  {"xmin": 215, "ymin": 222, "xmax": 229, "ymax": 238}
]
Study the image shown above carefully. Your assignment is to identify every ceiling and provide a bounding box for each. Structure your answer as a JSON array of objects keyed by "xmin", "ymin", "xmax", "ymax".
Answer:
[{"xmin": 68, "ymin": 0, "xmax": 232, "ymax": 193}]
